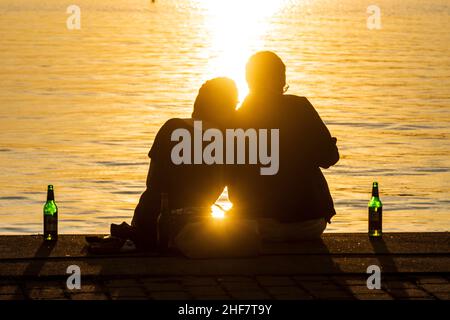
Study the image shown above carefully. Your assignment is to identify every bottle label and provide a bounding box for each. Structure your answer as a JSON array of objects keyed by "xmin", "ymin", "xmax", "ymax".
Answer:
[
  {"xmin": 44, "ymin": 215, "xmax": 57, "ymax": 232},
  {"xmin": 369, "ymin": 207, "xmax": 382, "ymax": 230}
]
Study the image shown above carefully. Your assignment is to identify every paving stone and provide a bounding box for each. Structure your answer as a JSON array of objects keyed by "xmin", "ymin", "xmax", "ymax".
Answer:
[
  {"xmin": 347, "ymin": 285, "xmax": 385, "ymax": 295},
  {"xmin": 419, "ymin": 283, "xmax": 450, "ymax": 293},
  {"xmin": 187, "ymin": 285, "xmax": 227, "ymax": 296},
  {"xmin": 265, "ymin": 286, "xmax": 309, "ymax": 296},
  {"xmin": 298, "ymin": 282, "xmax": 353, "ymax": 299},
  {"xmin": 70, "ymin": 292, "xmax": 109, "ymax": 300},
  {"xmin": 0, "ymin": 285, "xmax": 21, "ymax": 295},
  {"xmin": 386, "ymin": 288, "xmax": 431, "ymax": 299},
  {"xmin": 220, "ymin": 281, "xmax": 262, "ymax": 292},
  {"xmin": 28, "ymin": 287, "xmax": 66, "ymax": 299},
  {"xmin": 297, "ymin": 280, "xmax": 343, "ymax": 292},
  {"xmin": 108, "ymin": 286, "xmax": 147, "ymax": 298},
  {"xmin": 433, "ymin": 292, "xmax": 450, "ymax": 300},
  {"xmin": 256, "ymin": 276, "xmax": 296, "ymax": 286},
  {"xmin": 0, "ymin": 294, "xmax": 25, "ymax": 300},
  {"xmin": 310, "ymin": 290, "xmax": 353, "ymax": 300},
  {"xmin": 415, "ymin": 276, "xmax": 448, "ymax": 284},
  {"xmin": 383, "ymin": 281, "xmax": 419, "ymax": 289},
  {"xmin": 356, "ymin": 293, "xmax": 394, "ymax": 300},
  {"xmin": 142, "ymin": 281, "xmax": 184, "ymax": 292},
  {"xmin": 293, "ymin": 276, "xmax": 330, "ymax": 282},
  {"xmin": 217, "ymin": 276, "xmax": 255, "ymax": 283},
  {"xmin": 228, "ymin": 290, "xmax": 271, "ymax": 300},
  {"xmin": 66, "ymin": 283, "xmax": 103, "ymax": 293},
  {"xmin": 26, "ymin": 281, "xmax": 63, "ymax": 289},
  {"xmin": 7, "ymin": 274, "xmax": 446, "ymax": 300},
  {"xmin": 273, "ymin": 293, "xmax": 314, "ymax": 300},
  {"xmin": 104, "ymin": 279, "xmax": 140, "ymax": 288},
  {"xmin": 142, "ymin": 277, "xmax": 179, "ymax": 283},
  {"xmin": 150, "ymin": 291, "xmax": 191, "ymax": 300},
  {"xmin": 112, "ymin": 296, "xmax": 149, "ymax": 300},
  {"xmin": 266, "ymin": 286, "xmax": 313, "ymax": 300},
  {"xmin": 333, "ymin": 277, "xmax": 367, "ymax": 286},
  {"xmin": 193, "ymin": 295, "xmax": 231, "ymax": 300},
  {"xmin": 181, "ymin": 277, "xmax": 218, "ymax": 286}
]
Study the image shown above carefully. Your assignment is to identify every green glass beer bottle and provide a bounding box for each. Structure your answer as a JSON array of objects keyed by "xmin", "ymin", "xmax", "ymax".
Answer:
[
  {"xmin": 43, "ymin": 185, "xmax": 58, "ymax": 241},
  {"xmin": 368, "ymin": 182, "xmax": 382, "ymax": 237}
]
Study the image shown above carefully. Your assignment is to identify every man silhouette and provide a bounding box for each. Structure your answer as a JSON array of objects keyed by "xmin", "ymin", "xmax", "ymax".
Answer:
[{"xmin": 228, "ymin": 51, "xmax": 339, "ymax": 240}]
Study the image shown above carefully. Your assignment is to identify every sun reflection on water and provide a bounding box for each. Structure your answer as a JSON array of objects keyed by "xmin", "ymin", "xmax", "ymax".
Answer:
[{"xmin": 196, "ymin": 0, "xmax": 285, "ymax": 101}]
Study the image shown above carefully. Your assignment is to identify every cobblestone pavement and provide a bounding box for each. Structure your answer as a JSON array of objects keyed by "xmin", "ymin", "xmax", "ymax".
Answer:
[
  {"xmin": 1, "ymin": 274, "xmax": 449, "ymax": 300},
  {"xmin": 1, "ymin": 234, "xmax": 448, "ymax": 300}
]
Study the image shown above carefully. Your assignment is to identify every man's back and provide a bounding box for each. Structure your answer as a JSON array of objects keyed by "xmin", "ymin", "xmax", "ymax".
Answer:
[{"xmin": 228, "ymin": 94, "xmax": 339, "ymax": 222}]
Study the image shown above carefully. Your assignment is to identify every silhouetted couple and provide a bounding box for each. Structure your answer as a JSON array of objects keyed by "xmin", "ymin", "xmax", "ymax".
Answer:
[{"xmin": 118, "ymin": 51, "xmax": 339, "ymax": 250}]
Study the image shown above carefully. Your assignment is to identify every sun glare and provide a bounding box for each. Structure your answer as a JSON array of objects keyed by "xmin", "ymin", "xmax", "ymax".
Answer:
[
  {"xmin": 211, "ymin": 187, "xmax": 233, "ymax": 219},
  {"xmin": 197, "ymin": 0, "xmax": 285, "ymax": 102},
  {"xmin": 211, "ymin": 204, "xmax": 226, "ymax": 219}
]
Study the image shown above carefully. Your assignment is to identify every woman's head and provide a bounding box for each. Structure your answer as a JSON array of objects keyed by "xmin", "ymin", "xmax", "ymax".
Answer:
[
  {"xmin": 246, "ymin": 51, "xmax": 286, "ymax": 95},
  {"xmin": 192, "ymin": 77, "xmax": 238, "ymax": 127}
]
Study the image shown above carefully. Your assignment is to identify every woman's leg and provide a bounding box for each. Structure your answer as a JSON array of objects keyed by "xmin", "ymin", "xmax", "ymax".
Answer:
[
  {"xmin": 131, "ymin": 188, "xmax": 159, "ymax": 250},
  {"xmin": 130, "ymin": 158, "xmax": 166, "ymax": 250}
]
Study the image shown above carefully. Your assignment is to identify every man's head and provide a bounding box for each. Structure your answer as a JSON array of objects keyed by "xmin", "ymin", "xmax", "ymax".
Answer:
[
  {"xmin": 246, "ymin": 51, "xmax": 286, "ymax": 95},
  {"xmin": 192, "ymin": 77, "xmax": 238, "ymax": 127}
]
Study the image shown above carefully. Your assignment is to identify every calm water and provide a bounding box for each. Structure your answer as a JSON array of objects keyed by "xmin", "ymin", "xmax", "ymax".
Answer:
[{"xmin": 0, "ymin": 0, "xmax": 449, "ymax": 234}]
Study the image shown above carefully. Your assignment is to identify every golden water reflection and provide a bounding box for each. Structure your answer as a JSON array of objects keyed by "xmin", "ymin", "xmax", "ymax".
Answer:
[
  {"xmin": 197, "ymin": 0, "xmax": 286, "ymax": 101},
  {"xmin": 0, "ymin": 0, "xmax": 449, "ymax": 234}
]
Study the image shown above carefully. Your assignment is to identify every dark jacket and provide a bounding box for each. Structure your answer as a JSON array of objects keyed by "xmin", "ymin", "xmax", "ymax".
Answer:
[
  {"xmin": 131, "ymin": 118, "xmax": 225, "ymax": 248},
  {"xmin": 228, "ymin": 94, "xmax": 339, "ymax": 222}
]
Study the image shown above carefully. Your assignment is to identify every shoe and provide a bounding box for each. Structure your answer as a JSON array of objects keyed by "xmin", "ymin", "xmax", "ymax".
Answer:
[
  {"xmin": 111, "ymin": 222, "xmax": 135, "ymax": 240},
  {"xmin": 87, "ymin": 236, "xmax": 135, "ymax": 254}
]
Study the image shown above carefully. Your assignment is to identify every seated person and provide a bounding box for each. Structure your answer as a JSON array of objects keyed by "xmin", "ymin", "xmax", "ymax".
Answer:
[
  {"xmin": 119, "ymin": 77, "xmax": 238, "ymax": 250},
  {"xmin": 229, "ymin": 51, "xmax": 339, "ymax": 241}
]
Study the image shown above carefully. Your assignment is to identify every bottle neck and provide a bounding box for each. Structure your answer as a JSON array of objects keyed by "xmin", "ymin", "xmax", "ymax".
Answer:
[
  {"xmin": 372, "ymin": 186, "xmax": 379, "ymax": 198},
  {"xmin": 47, "ymin": 190, "xmax": 55, "ymax": 201}
]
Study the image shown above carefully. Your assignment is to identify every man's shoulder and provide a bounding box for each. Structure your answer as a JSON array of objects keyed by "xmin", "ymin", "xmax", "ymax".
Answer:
[
  {"xmin": 281, "ymin": 95, "xmax": 314, "ymax": 115},
  {"xmin": 282, "ymin": 94, "xmax": 310, "ymax": 106}
]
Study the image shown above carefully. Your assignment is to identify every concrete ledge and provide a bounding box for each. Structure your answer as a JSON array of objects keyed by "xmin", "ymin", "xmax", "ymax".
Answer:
[
  {"xmin": 1, "ymin": 233, "xmax": 448, "ymax": 259},
  {"xmin": 0, "ymin": 233, "xmax": 448, "ymax": 300}
]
